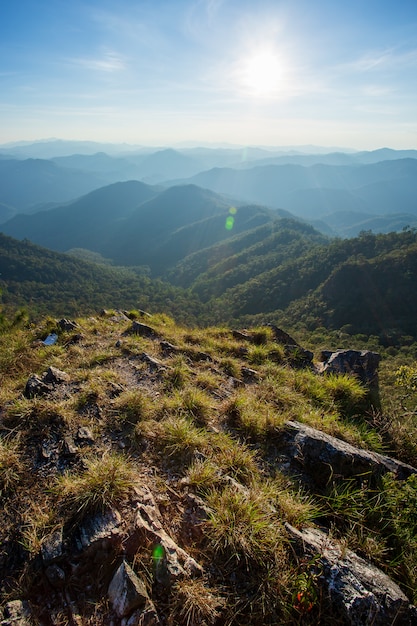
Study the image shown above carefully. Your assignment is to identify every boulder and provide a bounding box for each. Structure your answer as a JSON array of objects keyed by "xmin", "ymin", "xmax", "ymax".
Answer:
[
  {"xmin": 41, "ymin": 527, "xmax": 63, "ymax": 564},
  {"xmin": 284, "ymin": 344, "xmax": 314, "ymax": 368},
  {"xmin": 24, "ymin": 374, "xmax": 50, "ymax": 398},
  {"xmin": 286, "ymin": 524, "xmax": 417, "ymax": 625},
  {"xmin": 267, "ymin": 325, "xmax": 299, "ymax": 346},
  {"xmin": 267, "ymin": 325, "xmax": 314, "ymax": 368},
  {"xmin": 283, "ymin": 420, "xmax": 417, "ymax": 486},
  {"xmin": 318, "ymin": 350, "xmax": 381, "ymax": 406},
  {"xmin": 129, "ymin": 322, "xmax": 158, "ymax": 338},
  {"xmin": 43, "ymin": 366, "xmax": 70, "ymax": 385},
  {"xmin": 108, "ymin": 561, "xmax": 149, "ymax": 618},
  {"xmin": 58, "ymin": 318, "xmax": 78, "ymax": 332}
]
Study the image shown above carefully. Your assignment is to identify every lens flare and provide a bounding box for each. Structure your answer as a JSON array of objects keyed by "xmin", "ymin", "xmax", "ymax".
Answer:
[{"xmin": 225, "ymin": 206, "xmax": 237, "ymax": 231}]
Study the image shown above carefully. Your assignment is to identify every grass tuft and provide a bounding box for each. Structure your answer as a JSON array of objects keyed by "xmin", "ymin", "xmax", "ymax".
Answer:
[
  {"xmin": 0, "ymin": 437, "xmax": 23, "ymax": 497},
  {"xmin": 53, "ymin": 452, "xmax": 137, "ymax": 517},
  {"xmin": 205, "ymin": 485, "xmax": 285, "ymax": 565}
]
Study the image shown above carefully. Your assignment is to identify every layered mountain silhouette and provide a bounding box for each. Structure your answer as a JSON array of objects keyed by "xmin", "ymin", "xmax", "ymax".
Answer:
[
  {"xmin": 176, "ymin": 159, "xmax": 417, "ymax": 220},
  {"xmin": 1, "ymin": 143, "xmax": 416, "ymax": 237},
  {"xmin": 1, "ymin": 182, "xmax": 283, "ymax": 273}
]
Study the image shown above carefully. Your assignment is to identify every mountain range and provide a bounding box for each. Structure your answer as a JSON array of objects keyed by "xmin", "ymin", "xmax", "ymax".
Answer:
[
  {"xmin": 1, "ymin": 142, "xmax": 416, "ymax": 237},
  {"xmin": 1, "ymin": 140, "xmax": 417, "ymax": 341}
]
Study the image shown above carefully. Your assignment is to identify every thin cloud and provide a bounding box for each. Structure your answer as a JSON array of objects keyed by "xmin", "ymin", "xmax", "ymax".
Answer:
[
  {"xmin": 68, "ymin": 50, "xmax": 127, "ymax": 73},
  {"xmin": 338, "ymin": 46, "xmax": 417, "ymax": 74}
]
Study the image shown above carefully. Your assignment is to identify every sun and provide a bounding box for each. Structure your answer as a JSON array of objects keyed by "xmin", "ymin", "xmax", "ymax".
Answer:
[{"xmin": 238, "ymin": 48, "xmax": 285, "ymax": 98}]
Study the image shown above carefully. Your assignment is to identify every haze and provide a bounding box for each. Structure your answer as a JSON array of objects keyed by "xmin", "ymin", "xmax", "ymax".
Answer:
[{"xmin": 1, "ymin": 0, "xmax": 417, "ymax": 150}]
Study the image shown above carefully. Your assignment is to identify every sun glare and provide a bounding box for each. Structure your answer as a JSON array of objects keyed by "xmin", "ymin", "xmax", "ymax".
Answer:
[{"xmin": 238, "ymin": 48, "xmax": 285, "ymax": 97}]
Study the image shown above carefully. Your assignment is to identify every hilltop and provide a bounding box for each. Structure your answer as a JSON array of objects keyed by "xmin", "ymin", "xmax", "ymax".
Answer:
[{"xmin": 1, "ymin": 310, "xmax": 417, "ymax": 624}]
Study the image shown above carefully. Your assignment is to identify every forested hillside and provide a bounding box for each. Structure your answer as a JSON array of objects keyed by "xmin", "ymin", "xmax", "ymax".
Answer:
[
  {"xmin": 1, "ymin": 226, "xmax": 417, "ymax": 343},
  {"xmin": 0, "ymin": 234, "xmax": 202, "ymax": 324}
]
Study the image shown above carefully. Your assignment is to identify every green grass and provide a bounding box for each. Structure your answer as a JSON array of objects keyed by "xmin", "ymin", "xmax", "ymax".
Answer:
[
  {"xmin": 53, "ymin": 452, "xmax": 137, "ymax": 517},
  {"xmin": 205, "ymin": 485, "xmax": 285, "ymax": 565}
]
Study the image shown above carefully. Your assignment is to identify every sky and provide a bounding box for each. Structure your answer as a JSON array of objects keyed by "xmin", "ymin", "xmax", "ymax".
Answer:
[{"xmin": 1, "ymin": 0, "xmax": 417, "ymax": 150}]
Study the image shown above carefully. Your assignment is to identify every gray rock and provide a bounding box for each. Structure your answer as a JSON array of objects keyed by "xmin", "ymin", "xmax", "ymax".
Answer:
[
  {"xmin": 45, "ymin": 564, "xmax": 66, "ymax": 588},
  {"xmin": 41, "ymin": 527, "xmax": 63, "ymax": 564},
  {"xmin": 76, "ymin": 426, "xmax": 95, "ymax": 444},
  {"xmin": 75, "ymin": 509, "xmax": 122, "ymax": 552},
  {"xmin": 232, "ymin": 329, "xmax": 252, "ymax": 342},
  {"xmin": 284, "ymin": 420, "xmax": 417, "ymax": 485},
  {"xmin": 58, "ymin": 318, "xmax": 78, "ymax": 332},
  {"xmin": 62, "ymin": 436, "xmax": 78, "ymax": 456},
  {"xmin": 159, "ymin": 341, "xmax": 179, "ymax": 355},
  {"xmin": 125, "ymin": 488, "xmax": 203, "ymax": 585},
  {"xmin": 24, "ymin": 374, "xmax": 50, "ymax": 398},
  {"xmin": 284, "ymin": 344, "xmax": 314, "ymax": 367},
  {"xmin": 267, "ymin": 325, "xmax": 299, "ymax": 346},
  {"xmin": 125, "ymin": 602, "xmax": 161, "ymax": 625},
  {"xmin": 129, "ymin": 322, "xmax": 158, "ymax": 338},
  {"xmin": 43, "ymin": 366, "xmax": 70, "ymax": 384},
  {"xmin": 241, "ymin": 366, "xmax": 259, "ymax": 382},
  {"xmin": 139, "ymin": 353, "xmax": 165, "ymax": 372},
  {"xmin": 286, "ymin": 524, "xmax": 416, "ymax": 625},
  {"xmin": 108, "ymin": 561, "xmax": 149, "ymax": 618},
  {"xmin": 318, "ymin": 349, "xmax": 380, "ymax": 394}
]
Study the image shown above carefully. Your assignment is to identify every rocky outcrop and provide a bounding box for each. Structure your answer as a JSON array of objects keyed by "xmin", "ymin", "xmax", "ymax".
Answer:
[
  {"xmin": 286, "ymin": 524, "xmax": 417, "ymax": 625},
  {"xmin": 24, "ymin": 374, "xmax": 50, "ymax": 398},
  {"xmin": 318, "ymin": 349, "xmax": 381, "ymax": 385},
  {"xmin": 125, "ymin": 488, "xmax": 204, "ymax": 585},
  {"xmin": 24, "ymin": 366, "xmax": 70, "ymax": 398},
  {"xmin": 128, "ymin": 322, "xmax": 159, "ymax": 339},
  {"xmin": 318, "ymin": 349, "xmax": 381, "ymax": 406},
  {"xmin": 108, "ymin": 561, "xmax": 149, "ymax": 618},
  {"xmin": 283, "ymin": 420, "xmax": 417, "ymax": 486}
]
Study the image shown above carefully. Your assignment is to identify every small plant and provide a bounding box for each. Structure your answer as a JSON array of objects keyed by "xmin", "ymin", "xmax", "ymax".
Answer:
[
  {"xmin": 251, "ymin": 326, "xmax": 274, "ymax": 345},
  {"xmin": 322, "ymin": 373, "xmax": 367, "ymax": 415},
  {"xmin": 223, "ymin": 391, "xmax": 281, "ymax": 438},
  {"xmin": 395, "ymin": 364, "xmax": 417, "ymax": 412},
  {"xmin": 21, "ymin": 501, "xmax": 56, "ymax": 554},
  {"xmin": 220, "ymin": 357, "xmax": 240, "ymax": 378},
  {"xmin": 181, "ymin": 387, "xmax": 213, "ymax": 425},
  {"xmin": 247, "ymin": 344, "xmax": 270, "ymax": 365}
]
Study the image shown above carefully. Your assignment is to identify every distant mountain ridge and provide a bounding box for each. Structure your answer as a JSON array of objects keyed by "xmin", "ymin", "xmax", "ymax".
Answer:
[
  {"xmin": 1, "ymin": 142, "xmax": 416, "ymax": 236},
  {"xmin": 1, "ymin": 182, "xmax": 281, "ymax": 274}
]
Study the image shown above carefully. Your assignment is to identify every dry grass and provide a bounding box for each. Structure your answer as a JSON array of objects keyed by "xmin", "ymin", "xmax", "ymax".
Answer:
[
  {"xmin": 169, "ymin": 578, "xmax": 225, "ymax": 626},
  {"xmin": 0, "ymin": 436, "xmax": 24, "ymax": 497},
  {"xmin": 52, "ymin": 452, "xmax": 138, "ymax": 517}
]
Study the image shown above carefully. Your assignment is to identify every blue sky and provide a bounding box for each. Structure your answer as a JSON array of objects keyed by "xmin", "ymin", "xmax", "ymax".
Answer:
[{"xmin": 1, "ymin": 0, "xmax": 417, "ymax": 149}]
